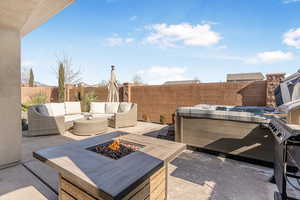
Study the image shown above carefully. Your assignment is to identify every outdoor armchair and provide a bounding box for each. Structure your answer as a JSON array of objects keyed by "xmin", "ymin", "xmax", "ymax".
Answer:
[
  {"xmin": 109, "ymin": 103, "xmax": 138, "ymax": 128},
  {"xmin": 89, "ymin": 102, "xmax": 138, "ymax": 128}
]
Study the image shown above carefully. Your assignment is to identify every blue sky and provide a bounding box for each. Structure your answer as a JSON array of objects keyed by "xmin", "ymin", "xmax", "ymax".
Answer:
[{"xmin": 22, "ymin": 0, "xmax": 300, "ymax": 85}]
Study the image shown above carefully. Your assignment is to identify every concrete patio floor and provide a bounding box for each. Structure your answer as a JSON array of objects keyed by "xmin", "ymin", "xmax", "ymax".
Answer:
[{"xmin": 0, "ymin": 122, "xmax": 298, "ymax": 200}]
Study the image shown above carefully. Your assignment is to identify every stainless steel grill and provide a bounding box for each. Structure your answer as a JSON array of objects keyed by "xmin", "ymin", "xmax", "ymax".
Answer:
[{"xmin": 269, "ymin": 116, "xmax": 300, "ymax": 200}]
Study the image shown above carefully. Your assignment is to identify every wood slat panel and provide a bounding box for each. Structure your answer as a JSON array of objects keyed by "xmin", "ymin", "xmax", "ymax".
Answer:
[
  {"xmin": 128, "ymin": 170, "xmax": 165, "ymax": 200},
  {"xmin": 60, "ymin": 190, "xmax": 76, "ymax": 200},
  {"xmin": 60, "ymin": 167, "xmax": 166, "ymax": 200},
  {"xmin": 123, "ymin": 166, "xmax": 165, "ymax": 200},
  {"xmin": 60, "ymin": 177, "xmax": 101, "ymax": 200}
]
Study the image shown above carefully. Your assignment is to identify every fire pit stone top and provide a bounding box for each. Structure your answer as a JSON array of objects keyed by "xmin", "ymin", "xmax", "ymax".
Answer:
[{"xmin": 33, "ymin": 132, "xmax": 186, "ymax": 200}]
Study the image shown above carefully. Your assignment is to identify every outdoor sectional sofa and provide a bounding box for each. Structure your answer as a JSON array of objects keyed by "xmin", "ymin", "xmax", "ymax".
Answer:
[
  {"xmin": 27, "ymin": 101, "xmax": 137, "ymax": 136},
  {"xmin": 175, "ymin": 104, "xmax": 275, "ymax": 164}
]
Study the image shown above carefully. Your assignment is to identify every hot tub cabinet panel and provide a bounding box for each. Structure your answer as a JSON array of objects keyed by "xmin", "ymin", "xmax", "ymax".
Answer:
[{"xmin": 175, "ymin": 108, "xmax": 274, "ymax": 164}]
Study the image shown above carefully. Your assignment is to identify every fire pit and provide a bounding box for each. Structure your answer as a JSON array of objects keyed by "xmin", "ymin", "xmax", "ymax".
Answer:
[
  {"xmin": 87, "ymin": 139, "xmax": 144, "ymax": 160},
  {"xmin": 33, "ymin": 132, "xmax": 186, "ymax": 200}
]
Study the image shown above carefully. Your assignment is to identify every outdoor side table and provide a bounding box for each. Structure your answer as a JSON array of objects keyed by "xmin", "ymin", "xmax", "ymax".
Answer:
[{"xmin": 72, "ymin": 118, "xmax": 108, "ymax": 136}]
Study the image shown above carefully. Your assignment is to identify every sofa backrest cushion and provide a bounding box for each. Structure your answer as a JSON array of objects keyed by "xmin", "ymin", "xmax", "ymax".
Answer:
[
  {"xmin": 90, "ymin": 102, "xmax": 106, "ymax": 113},
  {"xmin": 64, "ymin": 102, "xmax": 81, "ymax": 115},
  {"xmin": 118, "ymin": 102, "xmax": 132, "ymax": 113},
  {"xmin": 37, "ymin": 104, "xmax": 53, "ymax": 116},
  {"xmin": 105, "ymin": 102, "xmax": 120, "ymax": 114},
  {"xmin": 50, "ymin": 103, "xmax": 65, "ymax": 116}
]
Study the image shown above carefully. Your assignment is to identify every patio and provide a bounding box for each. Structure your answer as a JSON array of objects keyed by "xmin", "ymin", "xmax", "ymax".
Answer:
[{"xmin": 1, "ymin": 121, "xmax": 296, "ymax": 200}]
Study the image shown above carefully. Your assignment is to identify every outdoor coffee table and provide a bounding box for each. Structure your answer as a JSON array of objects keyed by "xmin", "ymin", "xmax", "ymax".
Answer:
[
  {"xmin": 33, "ymin": 132, "xmax": 186, "ymax": 200},
  {"xmin": 72, "ymin": 117, "xmax": 108, "ymax": 136}
]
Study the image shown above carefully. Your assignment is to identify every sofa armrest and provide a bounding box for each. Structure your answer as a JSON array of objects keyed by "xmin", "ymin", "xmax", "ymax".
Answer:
[{"xmin": 28, "ymin": 106, "xmax": 65, "ymax": 135}]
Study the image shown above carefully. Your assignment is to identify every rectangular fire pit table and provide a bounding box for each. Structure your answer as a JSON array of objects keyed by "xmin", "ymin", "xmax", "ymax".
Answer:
[{"xmin": 33, "ymin": 132, "xmax": 186, "ymax": 200}]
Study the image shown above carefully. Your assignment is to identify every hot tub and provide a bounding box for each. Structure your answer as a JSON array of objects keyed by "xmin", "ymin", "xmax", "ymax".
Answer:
[{"xmin": 175, "ymin": 105, "xmax": 275, "ymax": 165}]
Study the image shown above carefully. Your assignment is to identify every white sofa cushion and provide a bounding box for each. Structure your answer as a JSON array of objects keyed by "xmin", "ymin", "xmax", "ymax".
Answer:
[
  {"xmin": 118, "ymin": 102, "xmax": 132, "ymax": 113},
  {"xmin": 37, "ymin": 104, "xmax": 53, "ymax": 116},
  {"xmin": 64, "ymin": 102, "xmax": 81, "ymax": 114},
  {"xmin": 64, "ymin": 114, "xmax": 84, "ymax": 122},
  {"xmin": 105, "ymin": 102, "xmax": 120, "ymax": 114},
  {"xmin": 50, "ymin": 103, "xmax": 65, "ymax": 116},
  {"xmin": 91, "ymin": 113, "xmax": 114, "ymax": 119},
  {"xmin": 90, "ymin": 102, "xmax": 106, "ymax": 113}
]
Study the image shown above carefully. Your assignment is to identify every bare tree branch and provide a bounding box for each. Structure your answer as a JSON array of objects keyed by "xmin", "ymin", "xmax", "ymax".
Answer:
[
  {"xmin": 54, "ymin": 52, "xmax": 82, "ymax": 84},
  {"xmin": 132, "ymin": 74, "xmax": 143, "ymax": 84}
]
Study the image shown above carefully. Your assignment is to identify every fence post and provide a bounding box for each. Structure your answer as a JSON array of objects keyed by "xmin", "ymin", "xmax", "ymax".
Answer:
[
  {"xmin": 122, "ymin": 83, "xmax": 132, "ymax": 102},
  {"xmin": 266, "ymin": 73, "xmax": 285, "ymax": 107}
]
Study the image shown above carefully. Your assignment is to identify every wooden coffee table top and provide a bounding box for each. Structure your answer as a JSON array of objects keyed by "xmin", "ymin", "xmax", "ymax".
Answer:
[
  {"xmin": 33, "ymin": 132, "xmax": 186, "ymax": 200},
  {"xmin": 74, "ymin": 117, "xmax": 107, "ymax": 124}
]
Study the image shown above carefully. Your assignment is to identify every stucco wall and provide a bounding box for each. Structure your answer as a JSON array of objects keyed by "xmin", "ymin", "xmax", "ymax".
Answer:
[{"xmin": 0, "ymin": 27, "xmax": 21, "ymax": 168}]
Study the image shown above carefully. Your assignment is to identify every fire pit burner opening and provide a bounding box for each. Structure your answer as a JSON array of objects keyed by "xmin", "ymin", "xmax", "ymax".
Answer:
[{"xmin": 86, "ymin": 139, "xmax": 144, "ymax": 160}]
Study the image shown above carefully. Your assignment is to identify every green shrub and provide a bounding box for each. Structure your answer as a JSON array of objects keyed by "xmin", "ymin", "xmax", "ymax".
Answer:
[
  {"xmin": 160, "ymin": 115, "xmax": 166, "ymax": 124},
  {"xmin": 21, "ymin": 104, "xmax": 29, "ymax": 112},
  {"xmin": 27, "ymin": 92, "xmax": 48, "ymax": 106},
  {"xmin": 142, "ymin": 114, "xmax": 150, "ymax": 122},
  {"xmin": 82, "ymin": 92, "xmax": 98, "ymax": 112}
]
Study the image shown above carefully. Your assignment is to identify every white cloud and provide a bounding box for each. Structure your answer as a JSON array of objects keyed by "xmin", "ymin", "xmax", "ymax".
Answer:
[
  {"xmin": 283, "ymin": 0, "xmax": 300, "ymax": 3},
  {"xmin": 137, "ymin": 66, "xmax": 187, "ymax": 85},
  {"xmin": 106, "ymin": 37, "xmax": 134, "ymax": 47},
  {"xmin": 130, "ymin": 16, "xmax": 137, "ymax": 21},
  {"xmin": 283, "ymin": 28, "xmax": 300, "ymax": 49},
  {"xmin": 206, "ymin": 51, "xmax": 294, "ymax": 64},
  {"xmin": 144, "ymin": 23, "xmax": 222, "ymax": 48},
  {"xmin": 201, "ymin": 20, "xmax": 218, "ymax": 25},
  {"xmin": 248, "ymin": 51, "xmax": 294, "ymax": 64},
  {"xmin": 217, "ymin": 45, "xmax": 227, "ymax": 49},
  {"xmin": 256, "ymin": 51, "xmax": 294, "ymax": 63}
]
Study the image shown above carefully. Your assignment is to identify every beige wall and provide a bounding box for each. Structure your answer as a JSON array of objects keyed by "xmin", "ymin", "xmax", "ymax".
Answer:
[
  {"xmin": 0, "ymin": 0, "xmax": 75, "ymax": 169},
  {"xmin": 0, "ymin": 27, "xmax": 21, "ymax": 168}
]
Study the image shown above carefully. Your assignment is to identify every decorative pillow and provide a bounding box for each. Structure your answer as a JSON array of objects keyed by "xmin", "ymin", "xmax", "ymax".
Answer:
[
  {"xmin": 37, "ymin": 104, "xmax": 53, "ymax": 116},
  {"xmin": 90, "ymin": 102, "xmax": 106, "ymax": 113},
  {"xmin": 50, "ymin": 103, "xmax": 65, "ymax": 116},
  {"xmin": 105, "ymin": 102, "xmax": 120, "ymax": 114},
  {"xmin": 64, "ymin": 102, "xmax": 81, "ymax": 115},
  {"xmin": 118, "ymin": 102, "xmax": 132, "ymax": 113}
]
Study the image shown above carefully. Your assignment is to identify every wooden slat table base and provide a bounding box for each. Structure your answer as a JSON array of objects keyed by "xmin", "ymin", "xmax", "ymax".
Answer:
[{"xmin": 59, "ymin": 166, "xmax": 166, "ymax": 200}]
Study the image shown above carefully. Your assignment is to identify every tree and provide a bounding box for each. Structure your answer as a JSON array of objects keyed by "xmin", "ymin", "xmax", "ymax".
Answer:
[
  {"xmin": 29, "ymin": 68, "xmax": 34, "ymax": 87},
  {"xmin": 99, "ymin": 80, "xmax": 107, "ymax": 87},
  {"xmin": 21, "ymin": 67, "xmax": 30, "ymax": 84},
  {"xmin": 55, "ymin": 53, "xmax": 81, "ymax": 84},
  {"xmin": 132, "ymin": 74, "xmax": 143, "ymax": 84},
  {"xmin": 194, "ymin": 76, "xmax": 201, "ymax": 83},
  {"xmin": 58, "ymin": 63, "xmax": 65, "ymax": 102}
]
